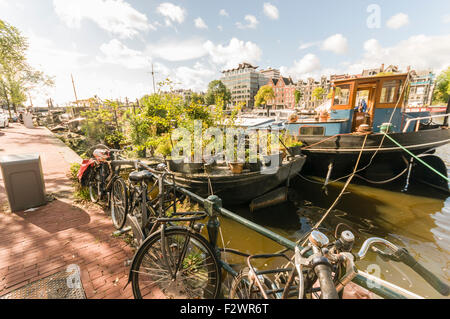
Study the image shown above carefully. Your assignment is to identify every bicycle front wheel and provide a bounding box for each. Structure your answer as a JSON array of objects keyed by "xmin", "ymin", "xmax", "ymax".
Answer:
[
  {"xmin": 131, "ymin": 227, "xmax": 221, "ymax": 299},
  {"xmin": 111, "ymin": 178, "xmax": 128, "ymax": 230},
  {"xmin": 229, "ymin": 267, "xmax": 271, "ymax": 299}
]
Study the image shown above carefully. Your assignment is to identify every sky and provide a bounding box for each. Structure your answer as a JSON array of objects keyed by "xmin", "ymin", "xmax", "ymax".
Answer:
[{"xmin": 0, "ymin": 0, "xmax": 449, "ymax": 106}]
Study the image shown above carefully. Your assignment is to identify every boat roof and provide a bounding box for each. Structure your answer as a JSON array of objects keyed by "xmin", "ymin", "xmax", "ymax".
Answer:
[
  {"xmin": 333, "ymin": 73, "xmax": 409, "ymax": 85},
  {"xmin": 233, "ymin": 117, "xmax": 275, "ymax": 128}
]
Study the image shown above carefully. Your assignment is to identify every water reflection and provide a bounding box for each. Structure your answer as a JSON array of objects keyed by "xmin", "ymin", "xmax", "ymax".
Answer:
[{"xmin": 219, "ymin": 145, "xmax": 450, "ymax": 299}]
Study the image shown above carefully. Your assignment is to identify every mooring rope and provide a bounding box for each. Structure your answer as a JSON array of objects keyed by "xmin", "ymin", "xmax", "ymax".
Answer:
[
  {"xmin": 382, "ymin": 132, "xmax": 450, "ymax": 182},
  {"xmin": 301, "ymin": 134, "xmax": 369, "ymax": 247}
]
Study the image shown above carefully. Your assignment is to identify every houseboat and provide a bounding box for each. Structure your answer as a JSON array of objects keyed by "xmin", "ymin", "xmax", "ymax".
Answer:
[{"xmin": 285, "ymin": 73, "xmax": 450, "ymax": 192}]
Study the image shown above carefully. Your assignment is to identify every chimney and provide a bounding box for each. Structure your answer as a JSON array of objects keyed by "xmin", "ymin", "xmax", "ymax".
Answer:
[{"xmin": 381, "ymin": 64, "xmax": 385, "ymax": 72}]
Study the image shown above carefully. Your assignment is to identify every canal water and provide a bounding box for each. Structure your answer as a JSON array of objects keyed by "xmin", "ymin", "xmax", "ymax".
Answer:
[{"xmin": 218, "ymin": 145, "xmax": 450, "ymax": 299}]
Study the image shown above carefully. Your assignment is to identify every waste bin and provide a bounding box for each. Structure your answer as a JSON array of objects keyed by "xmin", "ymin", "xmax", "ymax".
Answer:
[{"xmin": 0, "ymin": 154, "xmax": 46, "ymax": 212}]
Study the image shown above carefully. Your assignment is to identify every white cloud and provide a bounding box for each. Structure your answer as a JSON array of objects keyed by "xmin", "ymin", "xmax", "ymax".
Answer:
[
  {"xmin": 289, "ymin": 54, "xmax": 321, "ymax": 77},
  {"xmin": 321, "ymin": 34, "xmax": 348, "ymax": 55},
  {"xmin": 263, "ymin": 3, "xmax": 279, "ymax": 20},
  {"xmin": 217, "ymin": 25, "xmax": 223, "ymax": 31},
  {"xmin": 53, "ymin": 0, "xmax": 154, "ymax": 39},
  {"xmin": 24, "ymin": 31, "xmax": 90, "ymax": 105},
  {"xmin": 219, "ymin": 9, "xmax": 229, "ymax": 17},
  {"xmin": 146, "ymin": 39, "xmax": 208, "ymax": 62},
  {"xmin": 194, "ymin": 17, "xmax": 208, "ymax": 29},
  {"xmin": 443, "ymin": 14, "xmax": 450, "ymax": 24},
  {"xmin": 157, "ymin": 2, "xmax": 186, "ymax": 26},
  {"xmin": 236, "ymin": 15, "xmax": 259, "ymax": 29},
  {"xmin": 203, "ymin": 38, "xmax": 262, "ymax": 69},
  {"xmin": 173, "ymin": 63, "xmax": 215, "ymax": 91},
  {"xmin": 97, "ymin": 39, "xmax": 149, "ymax": 69},
  {"xmin": 359, "ymin": 35, "xmax": 450, "ymax": 72},
  {"xmin": 299, "ymin": 42, "xmax": 319, "ymax": 50},
  {"xmin": 386, "ymin": 13, "xmax": 409, "ymax": 29}
]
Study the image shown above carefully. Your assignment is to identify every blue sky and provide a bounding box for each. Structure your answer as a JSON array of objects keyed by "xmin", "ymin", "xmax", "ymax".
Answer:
[{"xmin": 0, "ymin": 0, "xmax": 449, "ymax": 106}]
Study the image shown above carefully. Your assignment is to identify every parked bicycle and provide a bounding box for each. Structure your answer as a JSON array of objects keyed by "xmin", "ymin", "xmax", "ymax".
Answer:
[
  {"xmin": 229, "ymin": 228, "xmax": 450, "ymax": 299},
  {"xmin": 77, "ymin": 145, "xmax": 129, "ymax": 229},
  {"xmin": 126, "ymin": 162, "xmax": 229, "ymax": 299},
  {"xmin": 119, "ymin": 162, "xmax": 187, "ymax": 245}
]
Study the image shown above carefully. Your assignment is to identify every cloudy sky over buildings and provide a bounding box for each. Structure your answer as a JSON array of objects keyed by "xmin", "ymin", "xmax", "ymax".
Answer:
[{"xmin": 1, "ymin": 0, "xmax": 449, "ymax": 105}]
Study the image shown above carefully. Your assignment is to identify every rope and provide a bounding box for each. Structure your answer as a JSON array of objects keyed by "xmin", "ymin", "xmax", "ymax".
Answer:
[
  {"xmin": 301, "ymin": 134, "xmax": 369, "ymax": 247},
  {"xmin": 301, "ymin": 133, "xmax": 352, "ymax": 150},
  {"xmin": 382, "ymin": 132, "xmax": 450, "ymax": 182}
]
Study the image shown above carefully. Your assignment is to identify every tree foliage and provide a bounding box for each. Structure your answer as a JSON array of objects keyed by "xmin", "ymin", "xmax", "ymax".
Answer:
[
  {"xmin": 312, "ymin": 87, "xmax": 325, "ymax": 101},
  {"xmin": 433, "ymin": 67, "xmax": 450, "ymax": 105},
  {"xmin": 0, "ymin": 19, "xmax": 54, "ymax": 116},
  {"xmin": 294, "ymin": 89, "xmax": 302, "ymax": 105},
  {"xmin": 255, "ymin": 85, "xmax": 275, "ymax": 107},
  {"xmin": 205, "ymin": 80, "xmax": 231, "ymax": 106}
]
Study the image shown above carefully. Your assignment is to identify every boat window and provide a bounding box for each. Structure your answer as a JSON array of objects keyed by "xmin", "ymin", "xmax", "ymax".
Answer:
[
  {"xmin": 334, "ymin": 85, "xmax": 351, "ymax": 106},
  {"xmin": 380, "ymin": 80, "xmax": 402, "ymax": 104},
  {"xmin": 299, "ymin": 126, "xmax": 325, "ymax": 136}
]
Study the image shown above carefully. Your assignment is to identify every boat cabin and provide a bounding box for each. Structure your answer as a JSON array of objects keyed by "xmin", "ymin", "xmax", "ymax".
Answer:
[{"xmin": 285, "ymin": 73, "xmax": 427, "ymax": 137}]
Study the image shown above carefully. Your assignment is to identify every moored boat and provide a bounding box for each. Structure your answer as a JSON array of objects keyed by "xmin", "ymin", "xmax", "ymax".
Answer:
[
  {"xmin": 170, "ymin": 155, "xmax": 307, "ymax": 205},
  {"xmin": 285, "ymin": 73, "xmax": 450, "ymax": 191}
]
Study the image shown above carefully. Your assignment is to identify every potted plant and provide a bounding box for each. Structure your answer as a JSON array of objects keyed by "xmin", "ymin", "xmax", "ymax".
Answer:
[
  {"xmin": 282, "ymin": 133, "xmax": 303, "ymax": 156},
  {"xmin": 228, "ymin": 146, "xmax": 245, "ymax": 174},
  {"xmin": 319, "ymin": 111, "xmax": 330, "ymax": 122}
]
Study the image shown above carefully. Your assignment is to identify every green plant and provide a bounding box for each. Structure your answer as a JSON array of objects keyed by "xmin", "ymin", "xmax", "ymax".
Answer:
[
  {"xmin": 69, "ymin": 162, "xmax": 90, "ymax": 202},
  {"xmin": 69, "ymin": 163, "xmax": 81, "ymax": 181}
]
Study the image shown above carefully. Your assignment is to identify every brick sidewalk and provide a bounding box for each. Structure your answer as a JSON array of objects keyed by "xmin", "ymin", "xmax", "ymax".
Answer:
[{"xmin": 0, "ymin": 124, "xmax": 134, "ymax": 299}]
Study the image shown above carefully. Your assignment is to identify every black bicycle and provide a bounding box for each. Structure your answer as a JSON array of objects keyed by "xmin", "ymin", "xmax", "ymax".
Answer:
[
  {"xmin": 126, "ymin": 163, "xmax": 226, "ymax": 299},
  {"xmin": 122, "ymin": 163, "xmax": 186, "ymax": 245},
  {"xmin": 84, "ymin": 145, "xmax": 130, "ymax": 230}
]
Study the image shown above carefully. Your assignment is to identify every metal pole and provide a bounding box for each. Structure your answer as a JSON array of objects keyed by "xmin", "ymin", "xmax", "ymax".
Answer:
[{"xmin": 71, "ymin": 74, "xmax": 79, "ymax": 107}]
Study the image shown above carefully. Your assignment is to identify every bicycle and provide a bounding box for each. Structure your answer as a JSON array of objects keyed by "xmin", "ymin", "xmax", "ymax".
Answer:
[
  {"xmin": 123, "ymin": 162, "xmax": 187, "ymax": 246},
  {"xmin": 126, "ymin": 162, "xmax": 228, "ymax": 299},
  {"xmin": 230, "ymin": 228, "xmax": 450, "ymax": 299},
  {"xmin": 79, "ymin": 145, "xmax": 130, "ymax": 230}
]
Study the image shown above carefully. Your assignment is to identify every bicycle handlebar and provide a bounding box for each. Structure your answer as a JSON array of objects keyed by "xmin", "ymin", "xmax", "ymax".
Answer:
[
  {"xmin": 314, "ymin": 262, "xmax": 339, "ymax": 299},
  {"xmin": 357, "ymin": 237, "xmax": 449, "ymax": 296}
]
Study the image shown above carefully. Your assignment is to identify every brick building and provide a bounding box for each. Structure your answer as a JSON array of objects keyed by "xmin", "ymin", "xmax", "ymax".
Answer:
[{"xmin": 266, "ymin": 76, "xmax": 296, "ymax": 109}]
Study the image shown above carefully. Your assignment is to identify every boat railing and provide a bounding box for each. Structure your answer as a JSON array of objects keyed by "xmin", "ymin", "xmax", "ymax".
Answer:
[{"xmin": 402, "ymin": 113, "xmax": 450, "ymax": 133}]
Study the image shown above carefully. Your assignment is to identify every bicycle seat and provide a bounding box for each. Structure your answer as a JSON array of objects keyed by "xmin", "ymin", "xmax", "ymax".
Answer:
[{"xmin": 129, "ymin": 170, "xmax": 154, "ymax": 184}]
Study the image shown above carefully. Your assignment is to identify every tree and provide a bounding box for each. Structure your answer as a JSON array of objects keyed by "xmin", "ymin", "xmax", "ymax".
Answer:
[
  {"xmin": 312, "ymin": 87, "xmax": 325, "ymax": 102},
  {"xmin": 0, "ymin": 19, "xmax": 54, "ymax": 117},
  {"xmin": 433, "ymin": 67, "xmax": 450, "ymax": 105},
  {"xmin": 255, "ymin": 85, "xmax": 275, "ymax": 107},
  {"xmin": 255, "ymin": 85, "xmax": 275, "ymax": 116},
  {"xmin": 205, "ymin": 80, "xmax": 231, "ymax": 106},
  {"xmin": 327, "ymin": 86, "xmax": 342, "ymax": 100},
  {"xmin": 294, "ymin": 89, "xmax": 303, "ymax": 105}
]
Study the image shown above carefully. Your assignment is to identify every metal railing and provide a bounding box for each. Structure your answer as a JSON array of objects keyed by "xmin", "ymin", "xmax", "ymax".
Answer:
[
  {"xmin": 402, "ymin": 113, "xmax": 450, "ymax": 133},
  {"xmin": 132, "ymin": 160, "xmax": 421, "ymax": 299}
]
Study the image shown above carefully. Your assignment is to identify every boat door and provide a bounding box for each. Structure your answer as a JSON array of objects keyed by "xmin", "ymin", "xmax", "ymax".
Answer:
[{"xmin": 351, "ymin": 83, "xmax": 377, "ymax": 132}]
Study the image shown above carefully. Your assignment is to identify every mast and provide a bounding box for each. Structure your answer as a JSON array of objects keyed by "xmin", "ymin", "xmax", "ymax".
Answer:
[{"xmin": 71, "ymin": 74, "xmax": 79, "ymax": 107}]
